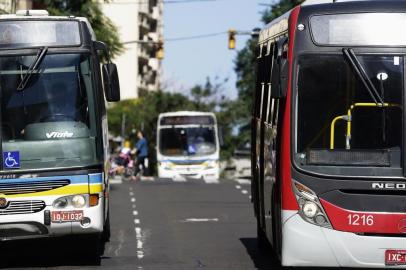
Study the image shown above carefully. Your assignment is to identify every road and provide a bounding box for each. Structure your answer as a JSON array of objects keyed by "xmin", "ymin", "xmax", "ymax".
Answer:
[{"xmin": 0, "ymin": 177, "xmax": 277, "ymax": 270}]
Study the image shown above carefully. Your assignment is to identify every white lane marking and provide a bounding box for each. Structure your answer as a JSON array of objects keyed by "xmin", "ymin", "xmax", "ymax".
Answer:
[
  {"xmin": 235, "ymin": 185, "xmax": 241, "ymax": 189},
  {"xmin": 129, "ymin": 191, "xmax": 134, "ymax": 196},
  {"xmin": 134, "ymin": 219, "xmax": 140, "ymax": 224},
  {"xmin": 137, "ymin": 250, "xmax": 144, "ymax": 259},
  {"xmin": 133, "ymin": 210, "xmax": 138, "ymax": 216},
  {"xmin": 137, "ymin": 240, "xmax": 143, "ymax": 249},
  {"xmin": 135, "ymin": 227, "xmax": 144, "ymax": 259},
  {"xmin": 236, "ymin": 179, "xmax": 251, "ymax": 185},
  {"xmin": 131, "ymin": 197, "xmax": 136, "ymax": 202},
  {"xmin": 242, "ymin": 190, "xmax": 248, "ymax": 195},
  {"xmin": 135, "ymin": 227, "xmax": 142, "ymax": 237},
  {"xmin": 249, "ymin": 195, "xmax": 252, "ymax": 200},
  {"xmin": 110, "ymin": 176, "xmax": 122, "ymax": 185},
  {"xmin": 203, "ymin": 178, "xmax": 219, "ymax": 184},
  {"xmin": 182, "ymin": 218, "xmax": 219, "ymax": 223},
  {"xmin": 132, "ymin": 204, "xmax": 136, "ymax": 208}
]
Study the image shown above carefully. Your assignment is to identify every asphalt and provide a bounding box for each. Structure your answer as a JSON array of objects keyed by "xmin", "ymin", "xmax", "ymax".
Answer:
[{"xmin": 0, "ymin": 177, "xmax": 275, "ymax": 270}]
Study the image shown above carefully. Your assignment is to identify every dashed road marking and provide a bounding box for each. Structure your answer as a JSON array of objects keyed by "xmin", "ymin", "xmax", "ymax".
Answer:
[
  {"xmin": 131, "ymin": 197, "xmax": 136, "ymax": 202},
  {"xmin": 133, "ymin": 210, "xmax": 138, "ymax": 216},
  {"xmin": 134, "ymin": 219, "xmax": 140, "ymax": 224},
  {"xmin": 110, "ymin": 176, "xmax": 122, "ymax": 185},
  {"xmin": 242, "ymin": 190, "xmax": 248, "ymax": 195},
  {"xmin": 236, "ymin": 179, "xmax": 251, "ymax": 185},
  {"xmin": 235, "ymin": 185, "xmax": 241, "ymax": 189}
]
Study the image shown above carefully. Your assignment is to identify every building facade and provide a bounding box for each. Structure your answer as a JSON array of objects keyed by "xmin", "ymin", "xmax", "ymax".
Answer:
[{"xmin": 102, "ymin": 0, "xmax": 163, "ymax": 99}]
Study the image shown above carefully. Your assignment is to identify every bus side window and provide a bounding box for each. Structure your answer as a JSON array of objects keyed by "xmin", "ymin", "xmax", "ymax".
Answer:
[
  {"xmin": 254, "ymin": 44, "xmax": 264, "ymax": 119},
  {"xmin": 264, "ymin": 42, "xmax": 274, "ymax": 123}
]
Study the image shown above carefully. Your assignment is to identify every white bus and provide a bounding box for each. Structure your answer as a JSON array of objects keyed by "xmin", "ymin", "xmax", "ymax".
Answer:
[
  {"xmin": 0, "ymin": 10, "xmax": 120, "ymax": 256},
  {"xmin": 157, "ymin": 111, "xmax": 220, "ymax": 181}
]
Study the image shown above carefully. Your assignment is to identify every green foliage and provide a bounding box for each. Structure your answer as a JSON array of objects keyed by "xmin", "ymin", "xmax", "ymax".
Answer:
[{"xmin": 37, "ymin": 0, "xmax": 123, "ymax": 59}]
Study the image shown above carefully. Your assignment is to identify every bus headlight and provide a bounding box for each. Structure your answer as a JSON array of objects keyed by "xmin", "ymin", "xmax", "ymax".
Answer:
[
  {"xmin": 205, "ymin": 160, "xmax": 218, "ymax": 169},
  {"xmin": 160, "ymin": 161, "xmax": 174, "ymax": 170},
  {"xmin": 53, "ymin": 197, "xmax": 68, "ymax": 209},
  {"xmin": 293, "ymin": 181, "xmax": 332, "ymax": 228},
  {"xmin": 53, "ymin": 194, "xmax": 88, "ymax": 209},
  {"xmin": 302, "ymin": 202, "xmax": 318, "ymax": 218},
  {"xmin": 72, "ymin": 195, "xmax": 86, "ymax": 208}
]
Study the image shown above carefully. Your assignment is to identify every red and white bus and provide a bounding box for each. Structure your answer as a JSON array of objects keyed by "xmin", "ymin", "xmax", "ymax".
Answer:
[{"xmin": 252, "ymin": 0, "xmax": 406, "ymax": 267}]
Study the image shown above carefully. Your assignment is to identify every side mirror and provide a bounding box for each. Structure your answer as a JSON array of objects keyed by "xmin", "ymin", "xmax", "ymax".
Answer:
[{"xmin": 102, "ymin": 63, "xmax": 120, "ymax": 102}]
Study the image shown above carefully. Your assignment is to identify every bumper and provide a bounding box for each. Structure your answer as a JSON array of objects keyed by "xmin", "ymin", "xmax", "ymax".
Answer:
[
  {"xmin": 282, "ymin": 210, "xmax": 406, "ymax": 268},
  {"xmin": 0, "ymin": 197, "xmax": 104, "ymax": 241},
  {"xmin": 158, "ymin": 167, "xmax": 219, "ymax": 180}
]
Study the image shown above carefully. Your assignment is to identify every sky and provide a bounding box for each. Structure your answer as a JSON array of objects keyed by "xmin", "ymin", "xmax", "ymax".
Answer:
[{"xmin": 162, "ymin": 0, "xmax": 266, "ymax": 99}]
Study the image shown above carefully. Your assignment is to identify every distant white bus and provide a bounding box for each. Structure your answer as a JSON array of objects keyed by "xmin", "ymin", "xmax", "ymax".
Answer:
[{"xmin": 157, "ymin": 111, "xmax": 220, "ymax": 180}]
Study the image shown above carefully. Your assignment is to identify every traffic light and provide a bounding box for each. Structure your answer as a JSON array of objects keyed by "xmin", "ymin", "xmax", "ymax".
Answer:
[
  {"xmin": 155, "ymin": 40, "xmax": 164, "ymax": 60},
  {"xmin": 228, "ymin": 29, "xmax": 236, "ymax": 50}
]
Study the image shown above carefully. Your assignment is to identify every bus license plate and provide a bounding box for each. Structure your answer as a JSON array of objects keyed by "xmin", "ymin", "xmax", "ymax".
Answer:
[
  {"xmin": 51, "ymin": 210, "xmax": 83, "ymax": 223},
  {"xmin": 386, "ymin": 250, "xmax": 406, "ymax": 265}
]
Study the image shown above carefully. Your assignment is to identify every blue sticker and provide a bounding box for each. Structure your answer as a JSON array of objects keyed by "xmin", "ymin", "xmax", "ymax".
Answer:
[{"xmin": 3, "ymin": 151, "xmax": 20, "ymax": 169}]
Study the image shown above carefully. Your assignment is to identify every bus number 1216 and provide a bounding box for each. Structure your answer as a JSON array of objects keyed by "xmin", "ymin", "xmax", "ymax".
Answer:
[{"xmin": 347, "ymin": 214, "xmax": 374, "ymax": 226}]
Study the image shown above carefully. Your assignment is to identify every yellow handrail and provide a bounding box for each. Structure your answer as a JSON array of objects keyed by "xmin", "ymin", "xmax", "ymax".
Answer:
[
  {"xmin": 330, "ymin": 115, "xmax": 347, "ymax": 149},
  {"xmin": 330, "ymin": 102, "xmax": 400, "ymax": 150}
]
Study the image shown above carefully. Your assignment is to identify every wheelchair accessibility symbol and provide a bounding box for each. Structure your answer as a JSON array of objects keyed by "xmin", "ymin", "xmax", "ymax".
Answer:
[{"xmin": 3, "ymin": 151, "xmax": 20, "ymax": 169}]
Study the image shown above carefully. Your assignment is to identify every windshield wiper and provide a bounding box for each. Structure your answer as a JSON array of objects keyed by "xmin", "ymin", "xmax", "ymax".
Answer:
[
  {"xmin": 342, "ymin": 48, "xmax": 384, "ymax": 105},
  {"xmin": 17, "ymin": 46, "xmax": 48, "ymax": 91}
]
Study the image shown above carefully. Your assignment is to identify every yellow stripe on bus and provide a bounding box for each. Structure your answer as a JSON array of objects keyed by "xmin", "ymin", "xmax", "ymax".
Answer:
[{"xmin": 89, "ymin": 184, "xmax": 103, "ymax": 193}]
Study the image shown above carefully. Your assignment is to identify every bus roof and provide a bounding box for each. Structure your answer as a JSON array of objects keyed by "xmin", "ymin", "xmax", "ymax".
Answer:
[
  {"xmin": 0, "ymin": 13, "xmax": 96, "ymax": 41},
  {"xmin": 260, "ymin": 0, "xmax": 404, "ymax": 43}
]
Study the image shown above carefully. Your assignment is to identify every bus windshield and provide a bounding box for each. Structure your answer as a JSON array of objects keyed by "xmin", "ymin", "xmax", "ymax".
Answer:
[
  {"xmin": 296, "ymin": 54, "xmax": 403, "ymax": 174},
  {"xmin": 0, "ymin": 53, "xmax": 97, "ymax": 171},
  {"xmin": 159, "ymin": 127, "xmax": 216, "ymax": 156}
]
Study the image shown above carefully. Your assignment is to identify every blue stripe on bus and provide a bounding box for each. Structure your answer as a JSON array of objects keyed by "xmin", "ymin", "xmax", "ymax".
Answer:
[{"xmin": 89, "ymin": 173, "xmax": 103, "ymax": 184}]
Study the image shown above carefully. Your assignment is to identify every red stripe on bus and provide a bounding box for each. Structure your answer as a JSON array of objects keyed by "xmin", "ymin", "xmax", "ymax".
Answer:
[
  {"xmin": 281, "ymin": 6, "xmax": 300, "ymax": 211},
  {"xmin": 321, "ymin": 198, "xmax": 406, "ymax": 234}
]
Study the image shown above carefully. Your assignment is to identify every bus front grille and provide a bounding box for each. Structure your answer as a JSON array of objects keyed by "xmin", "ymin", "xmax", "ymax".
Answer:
[
  {"xmin": 0, "ymin": 200, "xmax": 46, "ymax": 215},
  {"xmin": 0, "ymin": 180, "xmax": 70, "ymax": 195}
]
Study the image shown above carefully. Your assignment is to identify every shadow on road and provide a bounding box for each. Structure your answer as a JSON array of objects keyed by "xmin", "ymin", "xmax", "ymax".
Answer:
[
  {"xmin": 0, "ymin": 237, "xmax": 102, "ymax": 269},
  {"xmin": 240, "ymin": 237, "xmax": 280, "ymax": 270}
]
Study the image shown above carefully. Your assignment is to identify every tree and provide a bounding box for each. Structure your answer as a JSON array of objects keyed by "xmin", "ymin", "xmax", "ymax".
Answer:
[{"xmin": 36, "ymin": 0, "xmax": 123, "ymax": 59}]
